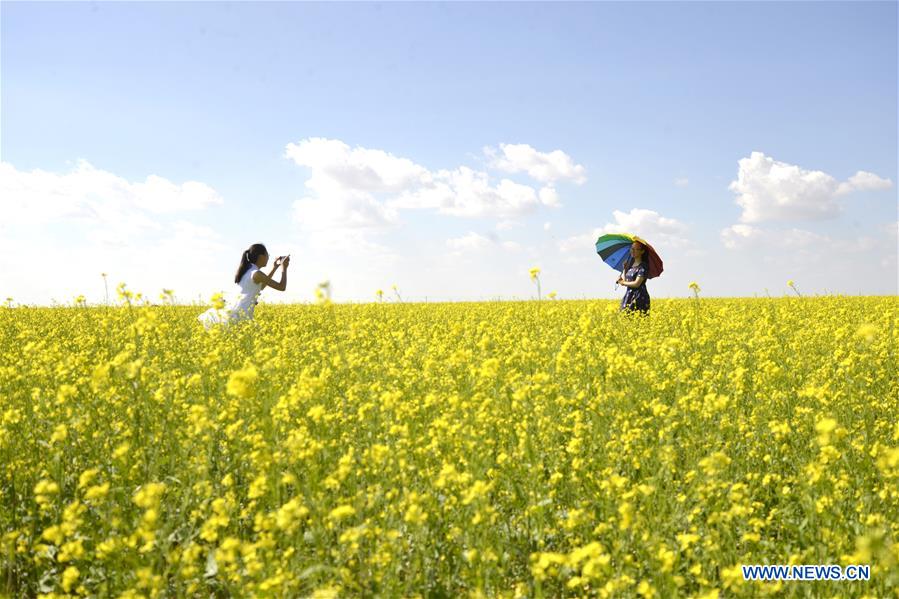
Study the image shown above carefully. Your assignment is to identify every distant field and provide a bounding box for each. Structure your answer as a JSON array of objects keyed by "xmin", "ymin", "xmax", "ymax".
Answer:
[{"xmin": 1, "ymin": 297, "xmax": 897, "ymax": 598}]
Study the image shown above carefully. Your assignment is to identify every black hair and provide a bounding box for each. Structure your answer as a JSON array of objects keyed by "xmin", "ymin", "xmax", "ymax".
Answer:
[
  {"xmin": 235, "ymin": 243, "xmax": 268, "ymax": 284},
  {"xmin": 623, "ymin": 241, "xmax": 648, "ymax": 272}
]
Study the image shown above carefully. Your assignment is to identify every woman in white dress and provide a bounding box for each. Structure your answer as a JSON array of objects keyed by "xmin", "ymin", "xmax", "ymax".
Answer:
[{"xmin": 198, "ymin": 243, "xmax": 290, "ymax": 330}]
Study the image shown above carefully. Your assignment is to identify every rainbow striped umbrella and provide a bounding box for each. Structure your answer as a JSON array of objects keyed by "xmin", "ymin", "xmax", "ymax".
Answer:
[{"xmin": 595, "ymin": 232, "xmax": 664, "ymax": 279}]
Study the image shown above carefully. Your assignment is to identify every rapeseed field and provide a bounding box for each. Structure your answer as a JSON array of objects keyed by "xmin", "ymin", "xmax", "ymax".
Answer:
[{"xmin": 1, "ymin": 295, "xmax": 896, "ymax": 597}]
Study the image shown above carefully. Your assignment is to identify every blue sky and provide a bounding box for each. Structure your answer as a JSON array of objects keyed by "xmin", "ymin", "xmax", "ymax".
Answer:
[{"xmin": 2, "ymin": 1, "xmax": 896, "ymax": 304}]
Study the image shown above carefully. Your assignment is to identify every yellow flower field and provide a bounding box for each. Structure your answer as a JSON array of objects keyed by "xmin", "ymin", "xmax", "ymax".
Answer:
[{"xmin": 1, "ymin": 296, "xmax": 897, "ymax": 598}]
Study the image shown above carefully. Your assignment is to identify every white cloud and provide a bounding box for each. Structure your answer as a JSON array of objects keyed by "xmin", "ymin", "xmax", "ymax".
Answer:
[
  {"xmin": 538, "ymin": 186, "xmax": 561, "ymax": 207},
  {"xmin": 132, "ymin": 176, "xmax": 223, "ymax": 214},
  {"xmin": 446, "ymin": 231, "xmax": 520, "ymax": 256},
  {"xmin": 285, "ymin": 139, "xmax": 579, "ymax": 234},
  {"xmin": 496, "ymin": 219, "xmax": 523, "ymax": 231},
  {"xmin": 728, "ymin": 152, "xmax": 893, "ymax": 223},
  {"xmin": 772, "ymin": 228, "xmax": 829, "ymax": 250},
  {"xmin": 0, "ymin": 159, "xmax": 223, "ymax": 227},
  {"xmin": 285, "ymin": 138, "xmax": 420, "ymax": 233},
  {"xmin": 721, "ymin": 153, "xmax": 895, "ymax": 284},
  {"xmin": 303, "ymin": 228, "xmax": 399, "ymax": 262},
  {"xmin": 674, "ymin": 177, "xmax": 689, "ymax": 187},
  {"xmin": 558, "ymin": 209, "xmax": 694, "ymax": 264},
  {"xmin": 836, "ymin": 171, "xmax": 894, "ymax": 195},
  {"xmin": 163, "ymin": 220, "xmax": 229, "ymax": 252},
  {"xmin": 292, "ymin": 189, "xmax": 399, "ymax": 231},
  {"xmin": 0, "ymin": 160, "xmax": 231, "ymax": 304},
  {"xmin": 558, "ymin": 227, "xmax": 602, "ymax": 255},
  {"xmin": 390, "ymin": 167, "xmax": 556, "ymax": 219},
  {"xmin": 721, "ymin": 223, "xmax": 879, "ymax": 254},
  {"xmin": 486, "ymin": 143, "xmax": 587, "ymax": 184},
  {"xmin": 720, "ymin": 224, "xmax": 762, "ymax": 249},
  {"xmin": 544, "ymin": 222, "xmax": 552, "ymax": 231},
  {"xmin": 598, "ymin": 208, "xmax": 691, "ymax": 249},
  {"xmin": 283, "ymin": 138, "xmax": 576, "ymax": 269},
  {"xmin": 446, "ymin": 232, "xmax": 492, "ymax": 252},
  {"xmin": 285, "ymin": 138, "xmax": 430, "ymax": 193}
]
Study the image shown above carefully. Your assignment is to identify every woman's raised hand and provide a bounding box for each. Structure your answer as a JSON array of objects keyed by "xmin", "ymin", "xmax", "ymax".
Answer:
[{"xmin": 282, "ymin": 256, "xmax": 290, "ymax": 269}]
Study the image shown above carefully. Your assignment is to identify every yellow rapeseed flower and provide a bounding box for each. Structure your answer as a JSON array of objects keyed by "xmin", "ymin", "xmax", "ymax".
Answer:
[
  {"xmin": 61, "ymin": 566, "xmax": 80, "ymax": 593},
  {"xmin": 226, "ymin": 363, "xmax": 258, "ymax": 399}
]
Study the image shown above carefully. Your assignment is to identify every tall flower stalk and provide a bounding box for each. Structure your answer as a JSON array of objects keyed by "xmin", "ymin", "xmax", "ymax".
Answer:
[
  {"xmin": 316, "ymin": 281, "xmax": 332, "ymax": 306},
  {"xmin": 529, "ymin": 267, "xmax": 541, "ymax": 300},
  {"xmin": 689, "ymin": 281, "xmax": 701, "ymax": 300}
]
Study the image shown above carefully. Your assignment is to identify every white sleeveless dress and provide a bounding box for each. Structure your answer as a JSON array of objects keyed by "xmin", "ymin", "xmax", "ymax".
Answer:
[{"xmin": 197, "ymin": 265, "xmax": 265, "ymax": 330}]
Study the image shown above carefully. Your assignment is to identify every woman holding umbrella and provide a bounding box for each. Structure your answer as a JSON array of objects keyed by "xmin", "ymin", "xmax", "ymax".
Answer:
[
  {"xmin": 595, "ymin": 233, "xmax": 662, "ymax": 315},
  {"xmin": 617, "ymin": 241, "xmax": 651, "ymax": 314}
]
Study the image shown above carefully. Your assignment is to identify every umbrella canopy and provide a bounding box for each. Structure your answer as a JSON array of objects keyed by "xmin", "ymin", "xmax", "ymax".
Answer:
[{"xmin": 595, "ymin": 233, "xmax": 664, "ymax": 279}]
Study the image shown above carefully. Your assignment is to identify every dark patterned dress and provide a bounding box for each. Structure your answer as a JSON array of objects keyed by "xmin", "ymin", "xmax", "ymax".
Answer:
[{"xmin": 620, "ymin": 261, "xmax": 650, "ymax": 314}]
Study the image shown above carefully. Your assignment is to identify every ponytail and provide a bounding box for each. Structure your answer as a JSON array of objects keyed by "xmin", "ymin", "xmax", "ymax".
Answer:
[{"xmin": 235, "ymin": 243, "xmax": 268, "ymax": 284}]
